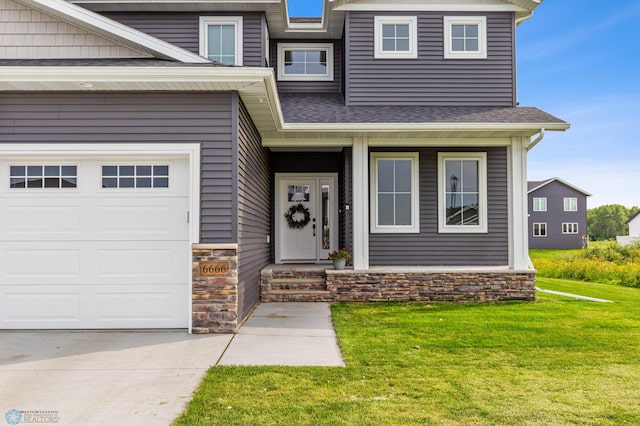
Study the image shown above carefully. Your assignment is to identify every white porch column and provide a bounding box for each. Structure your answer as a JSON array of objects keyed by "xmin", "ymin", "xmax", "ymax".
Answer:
[
  {"xmin": 508, "ymin": 137, "xmax": 530, "ymax": 269},
  {"xmin": 352, "ymin": 136, "xmax": 369, "ymax": 269}
]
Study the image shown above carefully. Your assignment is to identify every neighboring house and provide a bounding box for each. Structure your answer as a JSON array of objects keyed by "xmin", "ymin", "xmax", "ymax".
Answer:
[
  {"xmin": 0, "ymin": 0, "xmax": 569, "ymax": 332},
  {"xmin": 617, "ymin": 212, "xmax": 640, "ymax": 246},
  {"xmin": 527, "ymin": 178, "xmax": 590, "ymax": 249}
]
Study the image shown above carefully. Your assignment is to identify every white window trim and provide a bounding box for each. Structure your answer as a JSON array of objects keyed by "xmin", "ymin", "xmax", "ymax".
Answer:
[
  {"xmin": 374, "ymin": 16, "xmax": 418, "ymax": 59},
  {"xmin": 199, "ymin": 16, "xmax": 243, "ymax": 66},
  {"xmin": 533, "ymin": 223, "xmax": 547, "ymax": 237},
  {"xmin": 562, "ymin": 223, "xmax": 579, "ymax": 234},
  {"xmin": 8, "ymin": 163, "xmax": 79, "ymax": 192},
  {"xmin": 370, "ymin": 152, "xmax": 420, "ymax": 234},
  {"xmin": 99, "ymin": 162, "xmax": 173, "ymax": 192},
  {"xmin": 277, "ymin": 43, "xmax": 334, "ymax": 81},
  {"xmin": 564, "ymin": 197, "xmax": 578, "ymax": 212},
  {"xmin": 533, "ymin": 197, "xmax": 547, "ymax": 212},
  {"xmin": 438, "ymin": 152, "xmax": 488, "ymax": 233},
  {"xmin": 443, "ymin": 16, "xmax": 487, "ymax": 59}
]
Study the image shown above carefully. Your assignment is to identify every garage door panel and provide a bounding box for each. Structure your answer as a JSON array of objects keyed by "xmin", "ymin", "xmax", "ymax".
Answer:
[
  {"xmin": 96, "ymin": 199, "xmax": 188, "ymax": 240},
  {"xmin": 5, "ymin": 248, "xmax": 81, "ymax": 278},
  {"xmin": 2, "ymin": 202, "xmax": 82, "ymax": 239},
  {"xmin": 1, "ymin": 285, "xmax": 188, "ymax": 328}
]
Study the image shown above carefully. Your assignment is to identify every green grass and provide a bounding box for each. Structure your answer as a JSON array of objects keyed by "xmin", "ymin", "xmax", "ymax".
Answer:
[{"xmin": 174, "ymin": 279, "xmax": 640, "ymax": 426}]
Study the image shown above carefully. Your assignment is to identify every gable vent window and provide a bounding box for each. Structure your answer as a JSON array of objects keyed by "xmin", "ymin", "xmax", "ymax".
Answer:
[
  {"xmin": 101, "ymin": 165, "xmax": 169, "ymax": 189},
  {"xmin": 10, "ymin": 165, "xmax": 77, "ymax": 189},
  {"xmin": 374, "ymin": 16, "xmax": 418, "ymax": 59},
  {"xmin": 443, "ymin": 16, "xmax": 487, "ymax": 59},
  {"xmin": 277, "ymin": 43, "xmax": 334, "ymax": 81},
  {"xmin": 199, "ymin": 17, "xmax": 243, "ymax": 65}
]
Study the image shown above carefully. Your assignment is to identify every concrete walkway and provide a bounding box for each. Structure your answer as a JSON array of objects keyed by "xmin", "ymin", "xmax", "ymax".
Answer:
[{"xmin": 219, "ymin": 302, "xmax": 345, "ymax": 366}]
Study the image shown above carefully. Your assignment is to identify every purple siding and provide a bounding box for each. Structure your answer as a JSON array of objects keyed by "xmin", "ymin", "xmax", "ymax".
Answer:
[
  {"xmin": 345, "ymin": 11, "xmax": 515, "ymax": 106},
  {"xmin": 528, "ymin": 181, "xmax": 588, "ymax": 249},
  {"xmin": 101, "ymin": 12, "xmax": 265, "ymax": 67},
  {"xmin": 369, "ymin": 147, "xmax": 509, "ymax": 266},
  {"xmin": 0, "ymin": 91, "xmax": 235, "ymax": 243},
  {"xmin": 270, "ymin": 39, "xmax": 343, "ymax": 93},
  {"xmin": 236, "ymin": 97, "xmax": 271, "ymax": 320}
]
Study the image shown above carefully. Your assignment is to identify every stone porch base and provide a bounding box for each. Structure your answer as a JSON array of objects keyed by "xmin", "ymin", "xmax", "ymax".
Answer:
[{"xmin": 261, "ymin": 265, "xmax": 536, "ymax": 303}]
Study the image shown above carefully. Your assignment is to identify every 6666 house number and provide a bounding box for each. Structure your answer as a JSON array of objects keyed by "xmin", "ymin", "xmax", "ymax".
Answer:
[{"xmin": 199, "ymin": 261, "xmax": 230, "ymax": 277}]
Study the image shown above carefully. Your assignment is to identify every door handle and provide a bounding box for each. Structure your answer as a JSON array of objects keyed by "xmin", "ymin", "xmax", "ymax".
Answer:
[{"xmin": 312, "ymin": 218, "xmax": 316, "ymax": 236}]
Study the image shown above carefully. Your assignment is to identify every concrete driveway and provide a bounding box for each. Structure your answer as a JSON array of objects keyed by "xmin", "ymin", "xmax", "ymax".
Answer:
[{"xmin": 0, "ymin": 331, "xmax": 232, "ymax": 426}]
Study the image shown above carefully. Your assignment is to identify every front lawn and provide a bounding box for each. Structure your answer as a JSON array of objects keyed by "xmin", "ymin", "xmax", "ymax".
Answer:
[{"xmin": 175, "ymin": 279, "xmax": 640, "ymax": 425}]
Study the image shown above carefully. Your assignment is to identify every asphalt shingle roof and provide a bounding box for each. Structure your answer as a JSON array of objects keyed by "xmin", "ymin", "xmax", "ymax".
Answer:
[{"xmin": 280, "ymin": 93, "xmax": 567, "ymax": 124}]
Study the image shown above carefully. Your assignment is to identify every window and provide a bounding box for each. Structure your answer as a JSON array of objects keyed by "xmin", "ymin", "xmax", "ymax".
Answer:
[
  {"xmin": 277, "ymin": 43, "xmax": 334, "ymax": 81},
  {"xmin": 533, "ymin": 197, "xmax": 547, "ymax": 212},
  {"xmin": 199, "ymin": 16, "xmax": 243, "ymax": 65},
  {"xmin": 370, "ymin": 152, "xmax": 420, "ymax": 233},
  {"xmin": 101, "ymin": 165, "xmax": 169, "ymax": 189},
  {"xmin": 374, "ymin": 16, "xmax": 418, "ymax": 59},
  {"xmin": 562, "ymin": 223, "xmax": 579, "ymax": 234},
  {"xmin": 443, "ymin": 16, "xmax": 487, "ymax": 59},
  {"xmin": 564, "ymin": 197, "xmax": 578, "ymax": 211},
  {"xmin": 533, "ymin": 223, "xmax": 547, "ymax": 237},
  {"xmin": 10, "ymin": 165, "xmax": 77, "ymax": 189},
  {"xmin": 438, "ymin": 153, "xmax": 487, "ymax": 233}
]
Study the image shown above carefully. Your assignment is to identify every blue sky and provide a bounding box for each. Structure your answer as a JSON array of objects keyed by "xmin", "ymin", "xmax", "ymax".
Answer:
[{"xmin": 287, "ymin": 1, "xmax": 640, "ymax": 207}]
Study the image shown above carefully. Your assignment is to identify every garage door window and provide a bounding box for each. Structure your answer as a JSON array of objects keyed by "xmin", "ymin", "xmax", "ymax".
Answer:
[
  {"xmin": 10, "ymin": 165, "xmax": 77, "ymax": 189},
  {"xmin": 101, "ymin": 165, "xmax": 169, "ymax": 189}
]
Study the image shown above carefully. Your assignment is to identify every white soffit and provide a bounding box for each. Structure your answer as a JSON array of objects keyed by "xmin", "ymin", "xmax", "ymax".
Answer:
[{"xmin": 15, "ymin": 0, "xmax": 209, "ymax": 62}]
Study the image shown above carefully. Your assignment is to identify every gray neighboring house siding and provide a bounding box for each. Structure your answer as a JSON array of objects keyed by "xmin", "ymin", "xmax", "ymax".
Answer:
[
  {"xmin": 100, "ymin": 12, "xmax": 266, "ymax": 67},
  {"xmin": 345, "ymin": 11, "xmax": 515, "ymax": 106},
  {"xmin": 270, "ymin": 39, "xmax": 343, "ymax": 93},
  {"xmin": 528, "ymin": 181, "xmax": 588, "ymax": 249},
  {"xmin": 235, "ymin": 97, "xmax": 271, "ymax": 319},
  {"xmin": 0, "ymin": 91, "xmax": 236, "ymax": 243},
  {"xmin": 369, "ymin": 147, "xmax": 509, "ymax": 266}
]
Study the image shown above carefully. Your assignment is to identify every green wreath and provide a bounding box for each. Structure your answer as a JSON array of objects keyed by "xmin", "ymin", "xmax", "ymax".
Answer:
[{"xmin": 284, "ymin": 203, "xmax": 311, "ymax": 229}]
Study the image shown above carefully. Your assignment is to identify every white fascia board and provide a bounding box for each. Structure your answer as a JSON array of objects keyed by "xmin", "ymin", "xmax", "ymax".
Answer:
[
  {"xmin": 282, "ymin": 0, "xmax": 328, "ymax": 32},
  {"xmin": 16, "ymin": 0, "xmax": 209, "ymax": 63},
  {"xmin": 281, "ymin": 122, "xmax": 570, "ymax": 133},
  {"xmin": 331, "ymin": 1, "xmax": 527, "ymax": 13}
]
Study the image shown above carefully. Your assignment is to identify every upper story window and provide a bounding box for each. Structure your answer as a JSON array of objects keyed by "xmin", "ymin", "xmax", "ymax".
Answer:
[
  {"xmin": 443, "ymin": 16, "xmax": 487, "ymax": 59},
  {"xmin": 533, "ymin": 197, "xmax": 547, "ymax": 212},
  {"xmin": 374, "ymin": 16, "xmax": 418, "ymax": 59},
  {"xmin": 438, "ymin": 152, "xmax": 488, "ymax": 233},
  {"xmin": 564, "ymin": 197, "xmax": 578, "ymax": 212},
  {"xmin": 370, "ymin": 152, "xmax": 420, "ymax": 233},
  {"xmin": 277, "ymin": 43, "xmax": 334, "ymax": 81},
  {"xmin": 199, "ymin": 16, "xmax": 243, "ymax": 65}
]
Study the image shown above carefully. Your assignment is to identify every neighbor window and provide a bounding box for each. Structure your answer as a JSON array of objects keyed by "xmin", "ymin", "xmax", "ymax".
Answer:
[
  {"xmin": 370, "ymin": 152, "xmax": 420, "ymax": 233},
  {"xmin": 438, "ymin": 152, "xmax": 488, "ymax": 233},
  {"xmin": 374, "ymin": 16, "xmax": 418, "ymax": 59},
  {"xmin": 562, "ymin": 223, "xmax": 579, "ymax": 234},
  {"xmin": 199, "ymin": 16, "xmax": 243, "ymax": 65},
  {"xmin": 277, "ymin": 43, "xmax": 333, "ymax": 81},
  {"xmin": 10, "ymin": 165, "xmax": 77, "ymax": 189},
  {"xmin": 443, "ymin": 16, "xmax": 487, "ymax": 59},
  {"xmin": 533, "ymin": 223, "xmax": 547, "ymax": 237},
  {"xmin": 564, "ymin": 197, "xmax": 578, "ymax": 211},
  {"xmin": 533, "ymin": 197, "xmax": 547, "ymax": 212},
  {"xmin": 101, "ymin": 165, "xmax": 169, "ymax": 189}
]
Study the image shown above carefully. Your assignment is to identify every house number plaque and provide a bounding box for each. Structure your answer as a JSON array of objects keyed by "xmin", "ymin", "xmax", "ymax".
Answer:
[{"xmin": 200, "ymin": 261, "xmax": 230, "ymax": 277}]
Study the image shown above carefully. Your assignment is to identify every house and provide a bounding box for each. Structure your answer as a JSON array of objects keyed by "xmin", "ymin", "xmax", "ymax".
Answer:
[
  {"xmin": 527, "ymin": 178, "xmax": 590, "ymax": 249},
  {"xmin": 617, "ymin": 212, "xmax": 640, "ymax": 246},
  {"xmin": 0, "ymin": 0, "xmax": 569, "ymax": 333}
]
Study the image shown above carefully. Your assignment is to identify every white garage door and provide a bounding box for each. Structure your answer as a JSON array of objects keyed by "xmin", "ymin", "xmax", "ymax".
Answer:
[{"xmin": 0, "ymin": 156, "xmax": 190, "ymax": 329}]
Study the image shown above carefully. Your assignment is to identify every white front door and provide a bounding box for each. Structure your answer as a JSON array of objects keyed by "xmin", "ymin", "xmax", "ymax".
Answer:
[{"xmin": 276, "ymin": 174, "xmax": 338, "ymax": 263}]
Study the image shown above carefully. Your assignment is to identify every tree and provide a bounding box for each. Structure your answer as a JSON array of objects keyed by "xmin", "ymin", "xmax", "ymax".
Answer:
[{"xmin": 587, "ymin": 204, "xmax": 639, "ymax": 241}]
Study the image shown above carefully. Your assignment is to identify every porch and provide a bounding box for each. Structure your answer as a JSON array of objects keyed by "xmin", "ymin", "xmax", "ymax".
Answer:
[{"xmin": 260, "ymin": 264, "xmax": 536, "ymax": 303}]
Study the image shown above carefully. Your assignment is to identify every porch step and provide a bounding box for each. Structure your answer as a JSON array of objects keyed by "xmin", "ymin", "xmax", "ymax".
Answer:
[
  {"xmin": 270, "ymin": 278, "xmax": 327, "ymax": 291},
  {"xmin": 263, "ymin": 290, "xmax": 333, "ymax": 302}
]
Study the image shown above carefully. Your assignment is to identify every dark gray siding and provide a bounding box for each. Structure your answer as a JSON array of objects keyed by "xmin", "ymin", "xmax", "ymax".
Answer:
[
  {"xmin": 528, "ymin": 181, "xmax": 588, "ymax": 249},
  {"xmin": 369, "ymin": 147, "xmax": 508, "ymax": 266},
  {"xmin": 235, "ymin": 97, "xmax": 270, "ymax": 320},
  {"xmin": 0, "ymin": 92, "xmax": 235, "ymax": 243},
  {"xmin": 345, "ymin": 11, "xmax": 515, "ymax": 106},
  {"xmin": 102, "ymin": 12, "xmax": 265, "ymax": 67},
  {"xmin": 271, "ymin": 39, "xmax": 343, "ymax": 93}
]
